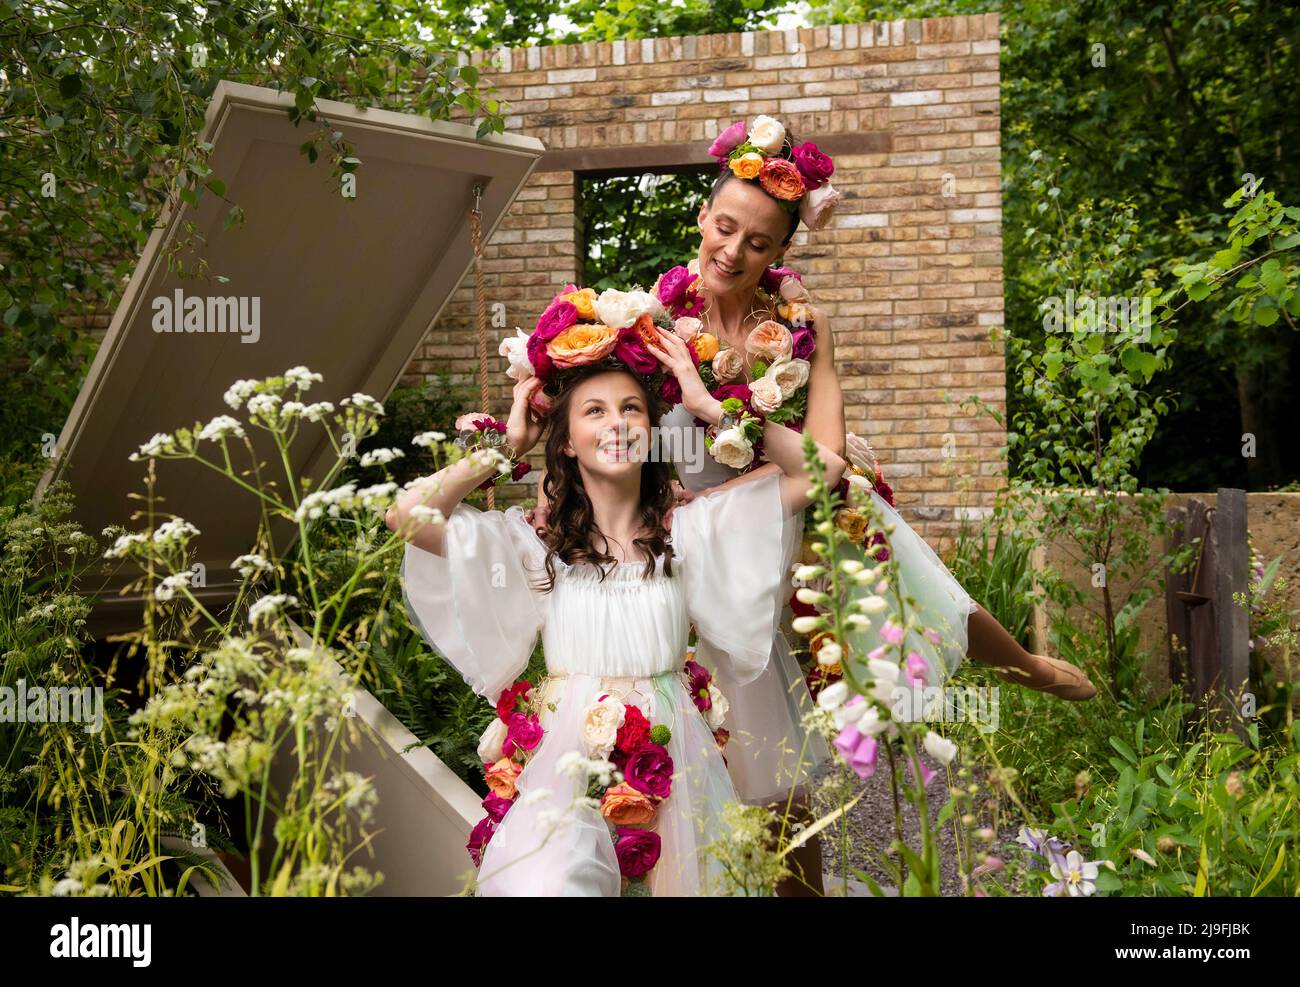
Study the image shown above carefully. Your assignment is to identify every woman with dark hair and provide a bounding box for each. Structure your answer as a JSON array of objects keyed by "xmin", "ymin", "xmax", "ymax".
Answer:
[
  {"xmin": 526, "ymin": 115, "xmax": 1096, "ymax": 898},
  {"xmin": 389, "ymin": 289, "xmax": 846, "ymax": 896}
]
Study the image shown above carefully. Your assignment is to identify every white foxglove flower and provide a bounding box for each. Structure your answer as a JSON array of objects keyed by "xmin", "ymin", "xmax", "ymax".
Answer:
[
  {"xmin": 816, "ymin": 680, "xmax": 849, "ymax": 711},
  {"xmin": 923, "ymin": 730, "xmax": 958, "ymax": 766}
]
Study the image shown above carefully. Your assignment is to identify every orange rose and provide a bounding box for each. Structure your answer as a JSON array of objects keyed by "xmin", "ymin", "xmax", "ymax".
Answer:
[
  {"xmin": 834, "ymin": 507, "xmax": 869, "ymax": 543},
  {"xmin": 729, "ymin": 152, "xmax": 764, "ymax": 180},
  {"xmin": 632, "ymin": 312, "xmax": 660, "ymax": 350},
  {"xmin": 485, "ymin": 757, "xmax": 522, "ymax": 800},
  {"xmin": 713, "ymin": 727, "xmax": 729, "ymax": 751},
  {"xmin": 600, "ymin": 782, "xmax": 657, "ymax": 825},
  {"xmin": 692, "ymin": 332, "xmax": 720, "ymax": 362},
  {"xmin": 758, "ymin": 157, "xmax": 807, "ymax": 202},
  {"xmin": 746, "ymin": 320, "xmax": 793, "ymax": 362},
  {"xmin": 560, "ymin": 287, "xmax": 598, "ymax": 320},
  {"xmin": 547, "ymin": 323, "xmax": 619, "ymax": 368}
]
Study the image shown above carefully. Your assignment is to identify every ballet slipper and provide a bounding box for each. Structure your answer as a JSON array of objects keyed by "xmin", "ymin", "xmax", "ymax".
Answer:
[{"xmin": 993, "ymin": 655, "xmax": 1097, "ymax": 701}]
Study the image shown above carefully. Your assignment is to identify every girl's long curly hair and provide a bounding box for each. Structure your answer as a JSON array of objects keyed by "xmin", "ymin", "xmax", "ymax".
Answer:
[{"xmin": 536, "ymin": 363, "xmax": 676, "ymax": 593}]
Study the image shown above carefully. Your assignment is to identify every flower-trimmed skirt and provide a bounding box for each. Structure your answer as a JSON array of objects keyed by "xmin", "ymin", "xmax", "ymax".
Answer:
[{"xmin": 473, "ymin": 669, "xmax": 741, "ymax": 897}]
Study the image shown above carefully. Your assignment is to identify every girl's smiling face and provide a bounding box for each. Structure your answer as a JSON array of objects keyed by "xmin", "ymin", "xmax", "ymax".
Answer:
[
  {"xmin": 562, "ymin": 370, "xmax": 653, "ymax": 476},
  {"xmin": 696, "ymin": 176, "xmax": 791, "ymax": 302}
]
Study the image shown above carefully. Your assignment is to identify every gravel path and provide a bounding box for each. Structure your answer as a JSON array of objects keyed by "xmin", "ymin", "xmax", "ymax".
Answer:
[{"xmin": 813, "ymin": 749, "xmax": 1031, "ymax": 897}]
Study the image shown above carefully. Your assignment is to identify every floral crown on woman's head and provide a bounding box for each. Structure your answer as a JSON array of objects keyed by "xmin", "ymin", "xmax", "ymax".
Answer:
[
  {"xmin": 498, "ymin": 283, "xmax": 694, "ymax": 417},
  {"xmin": 708, "ymin": 115, "xmax": 841, "ymax": 233}
]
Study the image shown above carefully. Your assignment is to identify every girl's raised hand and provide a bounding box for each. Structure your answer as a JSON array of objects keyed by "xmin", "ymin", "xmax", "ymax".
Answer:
[{"xmin": 506, "ymin": 376, "xmax": 546, "ymax": 457}]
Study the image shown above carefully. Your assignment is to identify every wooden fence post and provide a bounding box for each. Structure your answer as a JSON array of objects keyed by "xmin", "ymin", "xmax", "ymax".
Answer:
[{"xmin": 1215, "ymin": 488, "xmax": 1250, "ymax": 741}]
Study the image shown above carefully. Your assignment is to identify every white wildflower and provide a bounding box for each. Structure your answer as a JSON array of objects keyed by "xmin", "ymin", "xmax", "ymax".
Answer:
[
  {"xmin": 198, "ymin": 415, "xmax": 246, "ymax": 442},
  {"xmin": 284, "ymin": 366, "xmax": 323, "ymax": 391},
  {"xmin": 340, "ymin": 393, "xmax": 384, "ymax": 416},
  {"xmin": 301, "ymin": 401, "xmax": 334, "ymax": 422},
  {"xmin": 247, "ymin": 594, "xmax": 298, "ymax": 626},
  {"xmin": 232, "ymin": 553, "xmax": 272, "ymax": 579},
  {"xmin": 153, "ymin": 518, "xmax": 199, "ymax": 545},
  {"xmin": 130, "ymin": 432, "xmax": 178, "ymax": 461},
  {"xmin": 154, "ymin": 571, "xmax": 192, "ymax": 602},
  {"xmin": 223, "ymin": 379, "xmax": 259, "ymax": 410},
  {"xmin": 411, "ymin": 430, "xmax": 447, "ymax": 448},
  {"xmin": 360, "ymin": 447, "xmax": 405, "ymax": 468}
]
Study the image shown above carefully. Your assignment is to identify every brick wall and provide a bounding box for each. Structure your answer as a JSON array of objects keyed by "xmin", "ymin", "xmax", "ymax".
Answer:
[{"xmin": 427, "ymin": 13, "xmax": 1006, "ymax": 552}]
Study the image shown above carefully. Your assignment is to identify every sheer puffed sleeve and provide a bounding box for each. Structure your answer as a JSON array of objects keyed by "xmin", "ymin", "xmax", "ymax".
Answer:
[
  {"xmin": 400, "ymin": 505, "xmax": 545, "ymax": 704},
  {"xmin": 672, "ymin": 469, "xmax": 801, "ymax": 686}
]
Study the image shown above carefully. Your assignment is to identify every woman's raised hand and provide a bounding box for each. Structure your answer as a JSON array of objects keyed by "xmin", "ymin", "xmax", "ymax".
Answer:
[
  {"xmin": 645, "ymin": 326, "xmax": 718, "ymax": 424},
  {"xmin": 506, "ymin": 377, "xmax": 546, "ymax": 457}
]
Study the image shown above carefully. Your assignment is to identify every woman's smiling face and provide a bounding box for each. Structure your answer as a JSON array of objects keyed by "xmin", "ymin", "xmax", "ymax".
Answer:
[
  {"xmin": 561, "ymin": 370, "xmax": 653, "ymax": 476},
  {"xmin": 696, "ymin": 176, "xmax": 791, "ymax": 301}
]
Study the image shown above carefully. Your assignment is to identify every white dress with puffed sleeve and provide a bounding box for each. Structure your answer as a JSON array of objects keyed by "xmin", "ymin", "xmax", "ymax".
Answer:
[
  {"xmin": 399, "ymin": 469, "xmax": 798, "ymax": 896},
  {"xmin": 660, "ymin": 403, "xmax": 834, "ymax": 807}
]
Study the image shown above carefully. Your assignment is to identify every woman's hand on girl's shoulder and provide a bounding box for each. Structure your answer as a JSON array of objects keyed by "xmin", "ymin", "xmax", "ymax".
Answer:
[{"xmin": 523, "ymin": 503, "xmax": 549, "ymax": 537}]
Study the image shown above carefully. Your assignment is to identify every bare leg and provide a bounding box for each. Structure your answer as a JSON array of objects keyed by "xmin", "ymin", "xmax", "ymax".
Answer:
[{"xmin": 966, "ymin": 603, "xmax": 1096, "ymax": 700}]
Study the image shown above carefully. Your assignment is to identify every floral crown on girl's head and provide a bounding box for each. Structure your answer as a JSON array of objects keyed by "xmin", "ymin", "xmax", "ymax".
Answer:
[
  {"xmin": 498, "ymin": 283, "xmax": 695, "ymax": 417},
  {"xmin": 708, "ymin": 115, "xmax": 841, "ymax": 233}
]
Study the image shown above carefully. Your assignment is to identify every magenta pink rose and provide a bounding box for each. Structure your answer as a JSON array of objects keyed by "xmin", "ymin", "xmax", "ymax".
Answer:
[
  {"xmin": 659, "ymin": 376, "xmax": 682, "ymax": 405},
  {"xmin": 503, "ymin": 711, "xmax": 543, "ymax": 757},
  {"xmin": 615, "ymin": 323, "xmax": 659, "ymax": 374},
  {"xmin": 791, "ymin": 326, "xmax": 816, "ymax": 360},
  {"xmin": 759, "ymin": 265, "xmax": 803, "ymax": 295},
  {"xmin": 466, "ymin": 815, "xmax": 496, "ymax": 866},
  {"xmin": 625, "ymin": 742, "xmax": 674, "ymax": 800},
  {"xmin": 791, "ymin": 141, "xmax": 834, "ymax": 190},
  {"xmin": 712, "ymin": 382, "xmax": 753, "ymax": 405},
  {"xmin": 527, "ymin": 331, "xmax": 555, "ymax": 380},
  {"xmin": 655, "ymin": 265, "xmax": 693, "ymax": 307},
  {"xmin": 708, "ymin": 120, "xmax": 747, "ymax": 162},
  {"xmin": 614, "ymin": 825, "xmax": 661, "ymax": 878},
  {"xmin": 482, "ymin": 792, "xmax": 513, "ymax": 823},
  {"xmin": 535, "ymin": 299, "xmax": 579, "ymax": 341}
]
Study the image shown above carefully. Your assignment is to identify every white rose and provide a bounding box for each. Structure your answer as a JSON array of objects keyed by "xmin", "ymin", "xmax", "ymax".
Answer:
[
  {"xmin": 498, "ymin": 328, "xmax": 534, "ymax": 381},
  {"xmin": 705, "ymin": 683, "xmax": 730, "ymax": 730},
  {"xmin": 924, "ymin": 730, "xmax": 958, "ymax": 766},
  {"xmin": 580, "ymin": 694, "xmax": 626, "ymax": 758},
  {"xmin": 768, "ymin": 358, "xmax": 810, "ymax": 400},
  {"xmin": 477, "ymin": 718, "xmax": 508, "ymax": 763},
  {"xmin": 799, "ymin": 180, "xmax": 841, "ymax": 232},
  {"xmin": 748, "ymin": 375, "xmax": 784, "ymax": 415},
  {"xmin": 747, "ymin": 114, "xmax": 786, "ymax": 154},
  {"xmin": 710, "ymin": 427, "xmax": 754, "ymax": 469},
  {"xmin": 594, "ymin": 288, "xmax": 664, "ymax": 330}
]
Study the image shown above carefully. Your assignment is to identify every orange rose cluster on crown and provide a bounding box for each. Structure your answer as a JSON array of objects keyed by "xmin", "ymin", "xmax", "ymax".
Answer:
[
  {"xmin": 709, "ymin": 115, "xmax": 841, "ymax": 232},
  {"xmin": 498, "ymin": 282, "xmax": 717, "ymax": 416}
]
